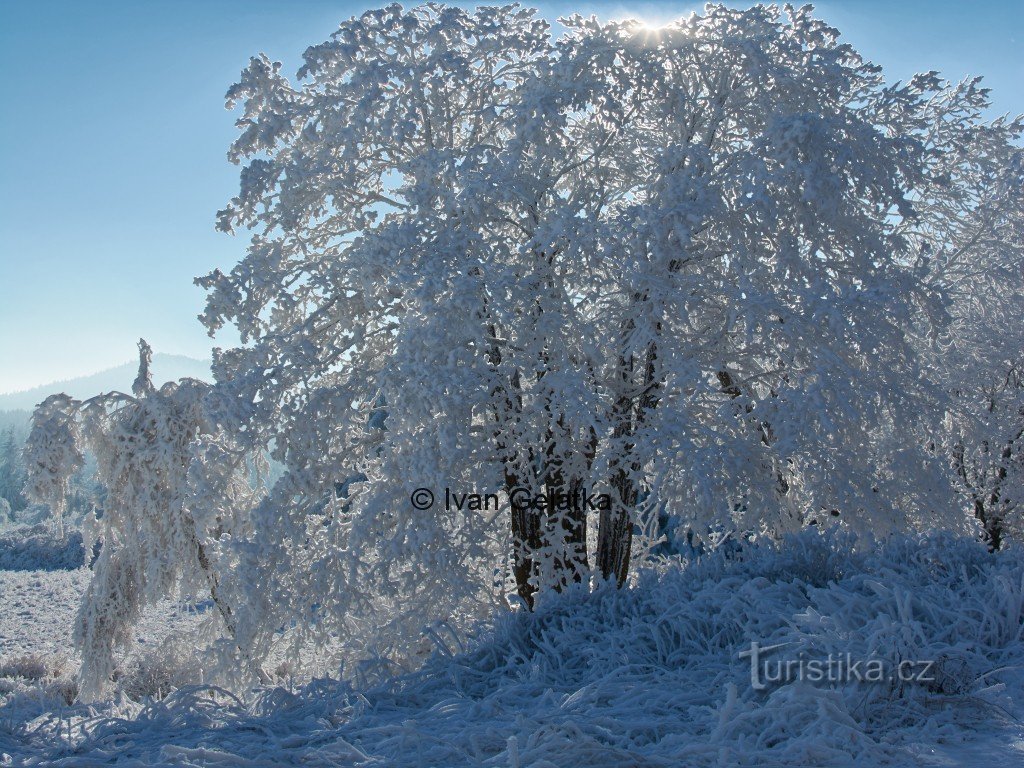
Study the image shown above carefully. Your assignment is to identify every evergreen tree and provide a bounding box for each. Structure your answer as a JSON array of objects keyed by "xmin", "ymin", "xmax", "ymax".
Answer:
[{"xmin": 0, "ymin": 426, "xmax": 28, "ymax": 513}]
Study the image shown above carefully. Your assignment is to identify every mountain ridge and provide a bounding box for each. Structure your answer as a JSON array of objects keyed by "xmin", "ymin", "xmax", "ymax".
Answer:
[{"xmin": 0, "ymin": 354, "xmax": 212, "ymax": 412}]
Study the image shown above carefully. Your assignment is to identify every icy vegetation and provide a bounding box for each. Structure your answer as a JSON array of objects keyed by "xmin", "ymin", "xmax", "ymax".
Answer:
[{"xmin": 4, "ymin": 530, "xmax": 1024, "ymax": 766}]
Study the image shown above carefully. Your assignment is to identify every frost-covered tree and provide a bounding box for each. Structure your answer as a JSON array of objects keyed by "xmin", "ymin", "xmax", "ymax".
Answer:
[
  {"xmin": 949, "ymin": 366, "xmax": 1024, "ymax": 549},
  {"xmin": 187, "ymin": 1, "xmax": 1024, "ymax": 678},
  {"xmin": 881, "ymin": 75, "xmax": 1024, "ymax": 549},
  {"xmin": 0, "ymin": 426, "xmax": 29, "ymax": 515},
  {"xmin": 25, "ymin": 396, "xmax": 84, "ymax": 537},
  {"xmin": 931, "ymin": 207, "xmax": 1023, "ymax": 548},
  {"xmin": 24, "ymin": 341, "xmax": 266, "ymax": 700}
]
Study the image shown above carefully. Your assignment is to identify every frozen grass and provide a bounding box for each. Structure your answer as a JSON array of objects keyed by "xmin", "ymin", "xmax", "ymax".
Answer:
[{"xmin": 5, "ymin": 529, "xmax": 1024, "ymax": 766}]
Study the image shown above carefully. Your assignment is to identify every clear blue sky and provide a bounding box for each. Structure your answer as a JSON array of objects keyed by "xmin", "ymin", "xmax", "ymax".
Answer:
[{"xmin": 0, "ymin": 0, "xmax": 1021, "ymax": 394}]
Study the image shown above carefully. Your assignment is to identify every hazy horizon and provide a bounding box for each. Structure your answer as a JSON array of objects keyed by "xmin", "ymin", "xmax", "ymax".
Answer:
[
  {"xmin": 0, "ymin": 350, "xmax": 211, "ymax": 399},
  {"xmin": 1, "ymin": 0, "xmax": 1021, "ymax": 394},
  {"xmin": 0, "ymin": 352, "xmax": 212, "ymax": 416}
]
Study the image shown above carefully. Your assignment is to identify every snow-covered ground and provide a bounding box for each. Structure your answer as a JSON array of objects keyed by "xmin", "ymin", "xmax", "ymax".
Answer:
[
  {"xmin": 3, "ymin": 529, "xmax": 1024, "ymax": 766},
  {"xmin": 0, "ymin": 567, "xmax": 89, "ymax": 660}
]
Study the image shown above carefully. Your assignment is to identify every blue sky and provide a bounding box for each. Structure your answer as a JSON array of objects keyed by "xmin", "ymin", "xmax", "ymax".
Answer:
[{"xmin": 0, "ymin": 0, "xmax": 1021, "ymax": 394}]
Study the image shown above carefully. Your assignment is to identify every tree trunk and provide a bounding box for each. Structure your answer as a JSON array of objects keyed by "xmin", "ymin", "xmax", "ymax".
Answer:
[
  {"xmin": 975, "ymin": 497, "xmax": 1003, "ymax": 552},
  {"xmin": 597, "ymin": 471, "xmax": 635, "ymax": 585},
  {"xmin": 558, "ymin": 474, "xmax": 589, "ymax": 584},
  {"xmin": 597, "ymin": 382, "xmax": 638, "ymax": 585},
  {"xmin": 511, "ymin": 471, "xmax": 590, "ymax": 609},
  {"xmin": 597, "ymin": 333, "xmax": 660, "ymax": 587},
  {"xmin": 189, "ymin": 524, "xmax": 271, "ymax": 684}
]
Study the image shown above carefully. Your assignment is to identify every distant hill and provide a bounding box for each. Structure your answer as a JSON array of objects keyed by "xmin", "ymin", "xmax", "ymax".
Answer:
[{"xmin": 0, "ymin": 354, "xmax": 212, "ymax": 412}]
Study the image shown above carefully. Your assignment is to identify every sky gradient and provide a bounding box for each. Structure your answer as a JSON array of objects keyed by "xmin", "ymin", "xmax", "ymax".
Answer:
[{"xmin": 1, "ymin": 0, "xmax": 1021, "ymax": 394}]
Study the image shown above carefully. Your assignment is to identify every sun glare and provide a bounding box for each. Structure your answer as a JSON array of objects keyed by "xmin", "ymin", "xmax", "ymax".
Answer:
[{"xmin": 630, "ymin": 15, "xmax": 673, "ymax": 39}]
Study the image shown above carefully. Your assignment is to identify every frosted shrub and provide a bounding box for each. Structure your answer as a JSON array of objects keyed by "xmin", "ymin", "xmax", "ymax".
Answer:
[
  {"xmin": 117, "ymin": 638, "xmax": 207, "ymax": 702},
  {"xmin": 24, "ymin": 394, "xmax": 83, "ymax": 538},
  {"xmin": 0, "ymin": 654, "xmax": 53, "ymax": 681},
  {"xmin": 0, "ymin": 523, "xmax": 85, "ymax": 570}
]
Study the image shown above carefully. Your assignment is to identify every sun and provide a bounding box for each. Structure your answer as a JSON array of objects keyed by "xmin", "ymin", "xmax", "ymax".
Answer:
[
  {"xmin": 629, "ymin": 15, "xmax": 673, "ymax": 39},
  {"xmin": 637, "ymin": 18, "xmax": 667, "ymax": 32}
]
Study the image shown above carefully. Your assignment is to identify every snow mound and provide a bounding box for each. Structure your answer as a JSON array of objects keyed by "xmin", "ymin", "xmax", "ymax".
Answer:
[
  {"xmin": 0, "ymin": 524, "xmax": 85, "ymax": 571},
  {"xmin": 7, "ymin": 529, "xmax": 1024, "ymax": 766}
]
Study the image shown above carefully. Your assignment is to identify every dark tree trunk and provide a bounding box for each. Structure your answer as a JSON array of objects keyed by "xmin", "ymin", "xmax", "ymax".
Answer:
[
  {"xmin": 472, "ymin": 266, "xmax": 542, "ymax": 607},
  {"xmin": 975, "ymin": 497, "xmax": 1003, "ymax": 552},
  {"xmin": 510, "ymin": 473, "xmax": 590, "ymax": 609},
  {"xmin": 717, "ymin": 368, "xmax": 790, "ymax": 500},
  {"xmin": 512, "ymin": 246, "xmax": 597, "ymax": 603},
  {"xmin": 509, "ymin": 473, "xmax": 543, "ymax": 609},
  {"xmin": 597, "ymin": 470, "xmax": 635, "ymax": 585},
  {"xmin": 598, "ymin": 382, "xmax": 637, "ymax": 585},
  {"xmin": 188, "ymin": 520, "xmax": 270, "ymax": 684},
  {"xmin": 597, "ymin": 333, "xmax": 660, "ymax": 586},
  {"xmin": 559, "ymin": 474, "xmax": 590, "ymax": 583},
  {"xmin": 978, "ymin": 439, "xmax": 1012, "ymax": 552},
  {"xmin": 954, "ymin": 425, "xmax": 1021, "ymax": 553}
]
